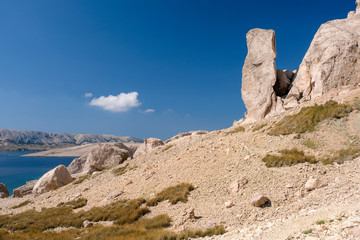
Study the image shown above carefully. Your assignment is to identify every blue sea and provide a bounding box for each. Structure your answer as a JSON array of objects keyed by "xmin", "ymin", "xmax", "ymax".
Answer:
[{"xmin": 0, "ymin": 151, "xmax": 74, "ymax": 195}]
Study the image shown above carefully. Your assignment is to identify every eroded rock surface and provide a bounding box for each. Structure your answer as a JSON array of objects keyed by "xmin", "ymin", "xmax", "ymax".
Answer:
[
  {"xmin": 288, "ymin": 12, "xmax": 360, "ymax": 100},
  {"xmin": 0, "ymin": 183, "xmax": 9, "ymax": 198}
]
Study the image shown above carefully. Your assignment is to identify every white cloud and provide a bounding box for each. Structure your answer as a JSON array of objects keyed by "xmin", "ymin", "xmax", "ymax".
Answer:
[
  {"xmin": 89, "ymin": 92, "xmax": 141, "ymax": 112},
  {"xmin": 144, "ymin": 109, "xmax": 155, "ymax": 113},
  {"xmin": 84, "ymin": 92, "xmax": 93, "ymax": 98}
]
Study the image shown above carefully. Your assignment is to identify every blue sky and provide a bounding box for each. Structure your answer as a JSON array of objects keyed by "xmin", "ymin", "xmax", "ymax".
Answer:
[{"xmin": 0, "ymin": 0, "xmax": 355, "ymax": 140}]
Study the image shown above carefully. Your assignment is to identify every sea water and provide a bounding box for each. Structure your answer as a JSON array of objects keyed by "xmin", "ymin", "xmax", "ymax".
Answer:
[{"xmin": 0, "ymin": 151, "xmax": 74, "ymax": 195}]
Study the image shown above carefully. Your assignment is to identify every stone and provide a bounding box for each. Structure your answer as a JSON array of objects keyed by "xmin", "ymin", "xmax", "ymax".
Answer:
[
  {"xmin": 68, "ymin": 143, "xmax": 130, "ymax": 174},
  {"xmin": 305, "ymin": 177, "xmax": 319, "ymax": 191},
  {"xmin": 348, "ymin": 11, "xmax": 356, "ymax": 18},
  {"xmin": 288, "ymin": 11, "xmax": 360, "ymax": 101},
  {"xmin": 251, "ymin": 193, "xmax": 270, "ymax": 207},
  {"xmin": 33, "ymin": 165, "xmax": 73, "ymax": 194},
  {"xmin": 13, "ymin": 180, "xmax": 37, "ymax": 198},
  {"xmin": 133, "ymin": 138, "xmax": 164, "ymax": 157},
  {"xmin": 351, "ymin": 226, "xmax": 360, "ymax": 237},
  {"xmin": 274, "ymin": 69, "xmax": 291, "ymax": 96},
  {"xmin": 0, "ymin": 183, "xmax": 9, "ymax": 198},
  {"xmin": 241, "ymin": 28, "xmax": 278, "ymax": 120},
  {"xmin": 225, "ymin": 201, "xmax": 234, "ymax": 208},
  {"xmin": 228, "ymin": 177, "xmax": 248, "ymax": 194},
  {"xmin": 283, "ymin": 97, "xmax": 299, "ymax": 110},
  {"xmin": 83, "ymin": 220, "xmax": 93, "ymax": 228}
]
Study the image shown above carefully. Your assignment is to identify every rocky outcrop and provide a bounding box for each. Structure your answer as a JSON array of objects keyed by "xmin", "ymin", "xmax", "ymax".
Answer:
[
  {"xmin": 133, "ymin": 138, "xmax": 164, "ymax": 158},
  {"xmin": 288, "ymin": 3, "xmax": 360, "ymax": 101},
  {"xmin": 13, "ymin": 180, "xmax": 37, "ymax": 198},
  {"xmin": 33, "ymin": 165, "xmax": 73, "ymax": 194},
  {"xmin": 0, "ymin": 183, "xmax": 9, "ymax": 198},
  {"xmin": 241, "ymin": 29, "xmax": 278, "ymax": 120},
  {"xmin": 68, "ymin": 143, "xmax": 130, "ymax": 175}
]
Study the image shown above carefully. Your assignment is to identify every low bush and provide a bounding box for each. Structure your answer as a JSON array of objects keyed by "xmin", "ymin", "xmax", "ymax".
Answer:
[
  {"xmin": 321, "ymin": 146, "xmax": 360, "ymax": 165},
  {"xmin": 57, "ymin": 198, "xmax": 87, "ymax": 209},
  {"xmin": 269, "ymin": 100, "xmax": 354, "ymax": 135},
  {"xmin": 225, "ymin": 126, "xmax": 245, "ymax": 135},
  {"xmin": 252, "ymin": 124, "xmax": 267, "ymax": 132},
  {"xmin": 73, "ymin": 174, "xmax": 90, "ymax": 185},
  {"xmin": 302, "ymin": 139, "xmax": 318, "ymax": 150},
  {"xmin": 11, "ymin": 200, "xmax": 31, "ymax": 209},
  {"xmin": 147, "ymin": 183, "xmax": 195, "ymax": 206},
  {"xmin": 262, "ymin": 148, "xmax": 317, "ymax": 167}
]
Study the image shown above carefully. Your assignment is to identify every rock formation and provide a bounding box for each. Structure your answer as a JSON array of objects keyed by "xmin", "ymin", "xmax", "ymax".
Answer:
[
  {"xmin": 0, "ymin": 183, "xmax": 9, "ymax": 198},
  {"xmin": 288, "ymin": 9, "xmax": 360, "ymax": 101},
  {"xmin": 33, "ymin": 165, "xmax": 73, "ymax": 194},
  {"xmin": 133, "ymin": 138, "xmax": 164, "ymax": 158},
  {"xmin": 13, "ymin": 180, "xmax": 37, "ymax": 198},
  {"xmin": 165, "ymin": 130, "xmax": 208, "ymax": 144},
  {"xmin": 68, "ymin": 143, "xmax": 130, "ymax": 175},
  {"xmin": 241, "ymin": 1, "xmax": 360, "ymax": 120}
]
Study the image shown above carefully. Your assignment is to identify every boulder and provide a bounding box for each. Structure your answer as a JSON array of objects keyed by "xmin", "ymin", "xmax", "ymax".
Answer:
[
  {"xmin": 228, "ymin": 177, "xmax": 248, "ymax": 194},
  {"xmin": 251, "ymin": 193, "xmax": 270, "ymax": 207},
  {"xmin": 13, "ymin": 180, "xmax": 37, "ymax": 198},
  {"xmin": 305, "ymin": 177, "xmax": 319, "ymax": 191},
  {"xmin": 68, "ymin": 143, "xmax": 130, "ymax": 175},
  {"xmin": 283, "ymin": 69, "xmax": 295, "ymax": 81},
  {"xmin": 0, "ymin": 183, "xmax": 9, "ymax": 198},
  {"xmin": 225, "ymin": 201, "xmax": 234, "ymax": 208},
  {"xmin": 33, "ymin": 165, "xmax": 73, "ymax": 194},
  {"xmin": 288, "ymin": 9, "xmax": 360, "ymax": 101},
  {"xmin": 133, "ymin": 138, "xmax": 164, "ymax": 157},
  {"xmin": 241, "ymin": 29, "xmax": 278, "ymax": 120}
]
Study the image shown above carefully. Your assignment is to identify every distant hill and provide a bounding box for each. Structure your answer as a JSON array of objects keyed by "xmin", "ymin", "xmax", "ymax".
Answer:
[{"xmin": 0, "ymin": 129, "xmax": 142, "ymax": 151}]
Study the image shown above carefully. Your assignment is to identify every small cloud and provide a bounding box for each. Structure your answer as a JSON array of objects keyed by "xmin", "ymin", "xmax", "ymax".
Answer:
[
  {"xmin": 84, "ymin": 92, "xmax": 93, "ymax": 98},
  {"xmin": 89, "ymin": 92, "xmax": 141, "ymax": 112},
  {"xmin": 144, "ymin": 109, "xmax": 155, "ymax": 113}
]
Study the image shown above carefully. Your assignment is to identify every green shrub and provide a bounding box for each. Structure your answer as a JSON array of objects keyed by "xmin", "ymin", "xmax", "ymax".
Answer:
[
  {"xmin": 262, "ymin": 148, "xmax": 317, "ymax": 167},
  {"xmin": 269, "ymin": 101, "xmax": 354, "ymax": 135},
  {"xmin": 57, "ymin": 198, "xmax": 87, "ymax": 209},
  {"xmin": 321, "ymin": 147, "xmax": 360, "ymax": 165},
  {"xmin": 302, "ymin": 139, "xmax": 318, "ymax": 149},
  {"xmin": 11, "ymin": 200, "xmax": 31, "ymax": 209},
  {"xmin": 302, "ymin": 229, "xmax": 312, "ymax": 235},
  {"xmin": 225, "ymin": 126, "xmax": 245, "ymax": 135},
  {"xmin": 147, "ymin": 183, "xmax": 195, "ymax": 206},
  {"xmin": 316, "ymin": 220, "xmax": 325, "ymax": 225}
]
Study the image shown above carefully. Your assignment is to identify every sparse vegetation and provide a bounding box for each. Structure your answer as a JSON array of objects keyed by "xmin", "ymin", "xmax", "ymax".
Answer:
[
  {"xmin": 162, "ymin": 144, "xmax": 174, "ymax": 152},
  {"xmin": 112, "ymin": 163, "xmax": 129, "ymax": 176},
  {"xmin": 225, "ymin": 126, "xmax": 245, "ymax": 135},
  {"xmin": 252, "ymin": 123, "xmax": 267, "ymax": 132},
  {"xmin": 73, "ymin": 174, "xmax": 90, "ymax": 184},
  {"xmin": 316, "ymin": 220, "xmax": 325, "ymax": 225},
  {"xmin": 57, "ymin": 198, "xmax": 88, "ymax": 209},
  {"xmin": 0, "ymin": 187, "xmax": 225, "ymax": 240},
  {"xmin": 321, "ymin": 146, "xmax": 360, "ymax": 165},
  {"xmin": 11, "ymin": 200, "xmax": 31, "ymax": 209},
  {"xmin": 269, "ymin": 100, "xmax": 354, "ymax": 136},
  {"xmin": 147, "ymin": 183, "xmax": 195, "ymax": 206},
  {"xmin": 262, "ymin": 148, "xmax": 317, "ymax": 167},
  {"xmin": 302, "ymin": 229, "xmax": 313, "ymax": 235},
  {"xmin": 302, "ymin": 139, "xmax": 318, "ymax": 149}
]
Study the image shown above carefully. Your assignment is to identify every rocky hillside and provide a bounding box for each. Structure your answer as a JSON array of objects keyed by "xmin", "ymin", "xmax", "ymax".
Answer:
[
  {"xmin": 0, "ymin": 129, "xmax": 142, "ymax": 151},
  {"xmin": 0, "ymin": 2, "xmax": 360, "ymax": 240}
]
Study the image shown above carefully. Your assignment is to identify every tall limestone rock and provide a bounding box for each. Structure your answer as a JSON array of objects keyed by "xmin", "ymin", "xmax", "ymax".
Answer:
[
  {"xmin": 288, "ymin": 2, "xmax": 360, "ymax": 100},
  {"xmin": 241, "ymin": 29, "xmax": 287, "ymax": 120}
]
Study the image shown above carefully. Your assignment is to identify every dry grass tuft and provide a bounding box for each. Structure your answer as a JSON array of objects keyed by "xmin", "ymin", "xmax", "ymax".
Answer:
[
  {"xmin": 321, "ymin": 146, "xmax": 360, "ymax": 165},
  {"xmin": 269, "ymin": 100, "xmax": 354, "ymax": 136},
  {"xmin": 162, "ymin": 144, "xmax": 174, "ymax": 152},
  {"xmin": 262, "ymin": 148, "xmax": 317, "ymax": 167},
  {"xmin": 11, "ymin": 200, "xmax": 31, "ymax": 209},
  {"xmin": 57, "ymin": 198, "xmax": 87, "ymax": 209},
  {"xmin": 73, "ymin": 174, "xmax": 90, "ymax": 185},
  {"xmin": 252, "ymin": 124, "xmax": 267, "ymax": 132},
  {"xmin": 225, "ymin": 126, "xmax": 245, "ymax": 135},
  {"xmin": 302, "ymin": 139, "xmax": 318, "ymax": 150},
  {"xmin": 147, "ymin": 183, "xmax": 195, "ymax": 206},
  {"xmin": 112, "ymin": 163, "xmax": 129, "ymax": 176}
]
